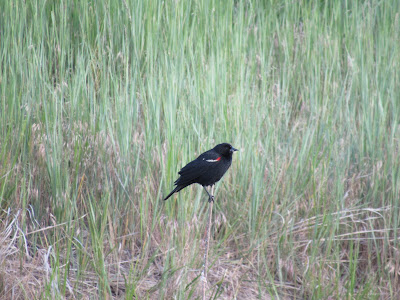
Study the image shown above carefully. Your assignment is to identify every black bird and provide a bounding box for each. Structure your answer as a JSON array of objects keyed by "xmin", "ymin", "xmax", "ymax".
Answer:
[{"xmin": 164, "ymin": 143, "xmax": 238, "ymax": 202}]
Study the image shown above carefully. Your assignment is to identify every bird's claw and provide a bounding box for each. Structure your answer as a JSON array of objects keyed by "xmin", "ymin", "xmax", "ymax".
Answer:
[{"xmin": 208, "ymin": 195, "xmax": 214, "ymax": 203}]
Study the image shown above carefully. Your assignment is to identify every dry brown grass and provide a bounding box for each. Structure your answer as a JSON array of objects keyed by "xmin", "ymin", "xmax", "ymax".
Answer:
[
  {"xmin": 2, "ymin": 196, "xmax": 398, "ymax": 299},
  {"xmin": 0, "ymin": 212, "xmax": 269, "ymax": 299}
]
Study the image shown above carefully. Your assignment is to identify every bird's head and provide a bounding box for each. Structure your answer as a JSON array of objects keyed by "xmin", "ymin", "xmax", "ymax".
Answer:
[{"xmin": 214, "ymin": 143, "xmax": 238, "ymax": 156}]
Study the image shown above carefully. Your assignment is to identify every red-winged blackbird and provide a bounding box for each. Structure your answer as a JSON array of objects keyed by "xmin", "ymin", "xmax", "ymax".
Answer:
[{"xmin": 164, "ymin": 143, "xmax": 238, "ymax": 202}]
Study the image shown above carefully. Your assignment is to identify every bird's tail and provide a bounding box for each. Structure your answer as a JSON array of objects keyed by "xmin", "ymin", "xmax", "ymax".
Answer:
[{"xmin": 163, "ymin": 186, "xmax": 181, "ymax": 201}]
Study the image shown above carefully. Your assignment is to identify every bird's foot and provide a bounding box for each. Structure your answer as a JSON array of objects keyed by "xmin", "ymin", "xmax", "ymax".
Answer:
[{"xmin": 208, "ymin": 195, "xmax": 214, "ymax": 203}]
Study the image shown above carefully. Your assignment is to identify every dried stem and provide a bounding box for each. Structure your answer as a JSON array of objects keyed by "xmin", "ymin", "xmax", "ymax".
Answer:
[{"xmin": 202, "ymin": 185, "xmax": 214, "ymax": 300}]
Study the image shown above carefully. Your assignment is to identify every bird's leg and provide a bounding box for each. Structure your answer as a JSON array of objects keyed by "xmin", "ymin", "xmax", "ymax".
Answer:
[{"xmin": 203, "ymin": 185, "xmax": 214, "ymax": 202}]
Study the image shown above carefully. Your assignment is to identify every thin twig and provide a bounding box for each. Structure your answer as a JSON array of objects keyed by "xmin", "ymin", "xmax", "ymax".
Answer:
[{"xmin": 202, "ymin": 185, "xmax": 214, "ymax": 300}]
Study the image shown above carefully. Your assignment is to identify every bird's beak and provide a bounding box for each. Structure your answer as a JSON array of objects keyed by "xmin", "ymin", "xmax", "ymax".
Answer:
[{"xmin": 230, "ymin": 147, "xmax": 238, "ymax": 153}]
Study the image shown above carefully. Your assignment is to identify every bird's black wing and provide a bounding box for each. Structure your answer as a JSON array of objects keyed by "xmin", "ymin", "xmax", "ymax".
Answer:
[{"xmin": 174, "ymin": 151, "xmax": 221, "ymax": 186}]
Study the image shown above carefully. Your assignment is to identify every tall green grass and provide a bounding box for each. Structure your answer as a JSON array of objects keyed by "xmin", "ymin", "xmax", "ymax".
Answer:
[{"xmin": 1, "ymin": 0, "xmax": 399, "ymax": 298}]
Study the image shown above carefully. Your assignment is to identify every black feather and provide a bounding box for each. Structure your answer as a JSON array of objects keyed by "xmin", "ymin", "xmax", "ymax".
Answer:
[{"xmin": 163, "ymin": 143, "xmax": 238, "ymax": 201}]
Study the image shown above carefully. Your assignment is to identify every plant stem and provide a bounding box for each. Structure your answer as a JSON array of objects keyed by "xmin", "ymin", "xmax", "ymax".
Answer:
[{"xmin": 202, "ymin": 185, "xmax": 214, "ymax": 300}]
